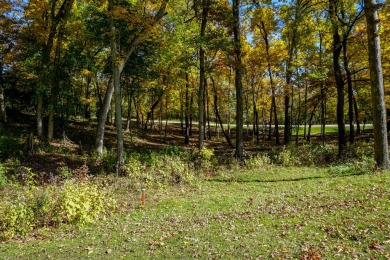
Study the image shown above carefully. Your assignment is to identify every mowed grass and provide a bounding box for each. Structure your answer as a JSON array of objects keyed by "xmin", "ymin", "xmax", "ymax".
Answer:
[
  {"xmin": 291, "ymin": 125, "xmax": 373, "ymax": 135},
  {"xmin": 1, "ymin": 167, "xmax": 389, "ymax": 259}
]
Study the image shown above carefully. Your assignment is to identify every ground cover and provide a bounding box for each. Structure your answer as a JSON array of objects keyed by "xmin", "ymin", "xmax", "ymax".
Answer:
[{"xmin": 1, "ymin": 167, "xmax": 388, "ymax": 259}]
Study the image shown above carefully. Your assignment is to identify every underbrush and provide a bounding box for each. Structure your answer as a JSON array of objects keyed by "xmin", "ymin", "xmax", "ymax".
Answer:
[
  {"xmin": 0, "ymin": 179, "xmax": 116, "ymax": 240},
  {"xmin": 0, "ymin": 141, "xmax": 379, "ymax": 241}
]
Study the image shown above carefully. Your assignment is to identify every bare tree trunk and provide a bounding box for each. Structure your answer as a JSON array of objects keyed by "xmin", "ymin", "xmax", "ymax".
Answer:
[
  {"xmin": 198, "ymin": 0, "xmax": 209, "ymax": 149},
  {"xmin": 0, "ymin": 64, "xmax": 7, "ymax": 123},
  {"xmin": 184, "ymin": 73, "xmax": 190, "ymax": 145},
  {"xmin": 164, "ymin": 90, "xmax": 169, "ymax": 142},
  {"xmin": 179, "ymin": 84, "xmax": 184, "ymax": 133},
  {"xmin": 38, "ymin": 0, "xmax": 75, "ymax": 140},
  {"xmin": 95, "ymin": 80, "xmax": 114, "ymax": 154},
  {"xmin": 303, "ymin": 80, "xmax": 308, "ymax": 139},
  {"xmin": 343, "ymin": 40, "xmax": 355, "ymax": 143},
  {"xmin": 211, "ymin": 76, "xmax": 232, "ymax": 147},
  {"xmin": 126, "ymin": 86, "xmax": 133, "ymax": 132},
  {"xmin": 47, "ymin": 91, "xmax": 55, "ymax": 142},
  {"xmin": 329, "ymin": 0, "xmax": 346, "ymax": 157},
  {"xmin": 353, "ymin": 96, "xmax": 360, "ymax": 135},
  {"xmin": 144, "ymin": 93, "xmax": 163, "ymax": 131},
  {"xmin": 233, "ymin": 0, "xmax": 244, "ymax": 158},
  {"xmin": 95, "ymin": 0, "xmax": 168, "ymax": 155},
  {"xmin": 190, "ymin": 92, "xmax": 194, "ymax": 136},
  {"xmin": 260, "ymin": 20, "xmax": 279, "ymax": 145},
  {"xmin": 227, "ymin": 66, "xmax": 232, "ymax": 138},
  {"xmin": 353, "ymin": 74, "xmax": 360, "ymax": 135},
  {"xmin": 364, "ymin": 0, "xmax": 389, "ymax": 168},
  {"xmin": 251, "ymin": 78, "xmax": 259, "ymax": 144},
  {"xmin": 48, "ymin": 27, "xmax": 65, "ymax": 142},
  {"xmin": 109, "ymin": 0, "xmax": 124, "ymax": 172},
  {"xmin": 206, "ymin": 78, "xmax": 212, "ymax": 140},
  {"xmin": 268, "ymin": 98, "xmax": 273, "ymax": 140},
  {"xmin": 307, "ymin": 103, "xmax": 319, "ymax": 142},
  {"xmin": 295, "ymin": 83, "xmax": 301, "ymax": 145}
]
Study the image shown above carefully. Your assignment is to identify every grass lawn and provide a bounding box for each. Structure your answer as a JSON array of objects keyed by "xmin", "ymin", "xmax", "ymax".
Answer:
[
  {"xmin": 1, "ymin": 167, "xmax": 388, "ymax": 259},
  {"xmin": 291, "ymin": 125, "xmax": 373, "ymax": 135}
]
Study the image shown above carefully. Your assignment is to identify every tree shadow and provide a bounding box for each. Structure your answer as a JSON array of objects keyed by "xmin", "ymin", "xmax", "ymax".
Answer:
[{"xmin": 207, "ymin": 171, "xmax": 368, "ymax": 184}]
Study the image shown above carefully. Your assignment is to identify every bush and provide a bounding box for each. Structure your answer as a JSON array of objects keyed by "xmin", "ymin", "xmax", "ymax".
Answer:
[
  {"xmin": 244, "ymin": 154, "xmax": 271, "ymax": 170},
  {"xmin": 0, "ymin": 164, "xmax": 7, "ymax": 189},
  {"xmin": 57, "ymin": 180, "xmax": 116, "ymax": 224},
  {"xmin": 0, "ymin": 180, "xmax": 116, "ymax": 240},
  {"xmin": 126, "ymin": 153, "xmax": 197, "ymax": 188},
  {"xmin": 191, "ymin": 147, "xmax": 216, "ymax": 170},
  {"xmin": 0, "ymin": 201, "xmax": 35, "ymax": 239}
]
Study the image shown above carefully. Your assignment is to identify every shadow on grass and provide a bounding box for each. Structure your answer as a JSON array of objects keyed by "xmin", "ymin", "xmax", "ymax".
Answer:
[{"xmin": 207, "ymin": 171, "xmax": 368, "ymax": 184}]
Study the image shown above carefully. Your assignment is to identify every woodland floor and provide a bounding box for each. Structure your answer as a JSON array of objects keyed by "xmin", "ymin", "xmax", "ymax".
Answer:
[
  {"xmin": 0, "ymin": 111, "xmax": 375, "ymax": 177},
  {"xmin": 0, "ymin": 115, "xmax": 388, "ymax": 259}
]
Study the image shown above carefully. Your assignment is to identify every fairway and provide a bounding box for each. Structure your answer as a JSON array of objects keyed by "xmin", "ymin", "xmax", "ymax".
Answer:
[{"xmin": 1, "ymin": 167, "xmax": 388, "ymax": 259}]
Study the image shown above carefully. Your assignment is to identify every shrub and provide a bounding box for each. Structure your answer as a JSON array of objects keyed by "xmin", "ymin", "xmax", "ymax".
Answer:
[
  {"xmin": 57, "ymin": 180, "xmax": 116, "ymax": 224},
  {"xmin": 102, "ymin": 149, "xmax": 117, "ymax": 173},
  {"xmin": 244, "ymin": 154, "xmax": 271, "ymax": 170},
  {"xmin": 57, "ymin": 166, "xmax": 73, "ymax": 180},
  {"xmin": 0, "ymin": 180, "xmax": 116, "ymax": 240},
  {"xmin": 0, "ymin": 201, "xmax": 35, "ymax": 239},
  {"xmin": 191, "ymin": 147, "xmax": 216, "ymax": 170},
  {"xmin": 0, "ymin": 164, "xmax": 7, "ymax": 189},
  {"xmin": 16, "ymin": 166, "xmax": 37, "ymax": 186},
  {"xmin": 125, "ymin": 153, "xmax": 198, "ymax": 188}
]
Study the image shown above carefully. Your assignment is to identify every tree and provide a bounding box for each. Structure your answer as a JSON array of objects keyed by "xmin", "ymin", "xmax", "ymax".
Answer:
[
  {"xmin": 95, "ymin": 0, "xmax": 168, "ymax": 155},
  {"xmin": 233, "ymin": 0, "xmax": 244, "ymax": 158},
  {"xmin": 108, "ymin": 0, "xmax": 125, "ymax": 172},
  {"xmin": 197, "ymin": 0, "xmax": 210, "ymax": 149},
  {"xmin": 364, "ymin": 0, "xmax": 389, "ymax": 168},
  {"xmin": 36, "ymin": 0, "xmax": 75, "ymax": 140},
  {"xmin": 329, "ymin": 0, "xmax": 346, "ymax": 156},
  {"xmin": 251, "ymin": 5, "xmax": 280, "ymax": 145}
]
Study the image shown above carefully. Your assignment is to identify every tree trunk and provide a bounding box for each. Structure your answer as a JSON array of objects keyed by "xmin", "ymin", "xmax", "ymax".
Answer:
[
  {"xmin": 184, "ymin": 73, "xmax": 190, "ymax": 145},
  {"xmin": 48, "ymin": 27, "xmax": 65, "ymax": 142},
  {"xmin": 84, "ymin": 74, "xmax": 92, "ymax": 120},
  {"xmin": 211, "ymin": 76, "xmax": 232, "ymax": 147},
  {"xmin": 260, "ymin": 20, "xmax": 279, "ymax": 145},
  {"xmin": 307, "ymin": 103, "xmax": 319, "ymax": 142},
  {"xmin": 0, "ymin": 64, "xmax": 7, "ymax": 123},
  {"xmin": 206, "ymin": 78, "xmax": 211, "ymax": 140},
  {"xmin": 198, "ymin": 0, "xmax": 209, "ymax": 149},
  {"xmin": 144, "ymin": 93, "xmax": 163, "ymax": 131},
  {"xmin": 227, "ymin": 66, "xmax": 232, "ymax": 138},
  {"xmin": 38, "ymin": 0, "xmax": 75, "ymax": 140},
  {"xmin": 343, "ymin": 40, "xmax": 355, "ymax": 143},
  {"xmin": 303, "ymin": 80, "xmax": 308, "ymax": 139},
  {"xmin": 109, "ymin": 0, "xmax": 124, "ymax": 172},
  {"xmin": 353, "ymin": 96, "xmax": 360, "ymax": 135},
  {"xmin": 190, "ymin": 92, "xmax": 194, "ymax": 136},
  {"xmin": 164, "ymin": 90, "xmax": 169, "ymax": 142},
  {"xmin": 126, "ymin": 87, "xmax": 133, "ymax": 132},
  {"xmin": 95, "ymin": 80, "xmax": 114, "ymax": 154},
  {"xmin": 233, "ymin": 0, "xmax": 244, "ymax": 158},
  {"xmin": 179, "ymin": 84, "xmax": 184, "ymax": 133},
  {"xmin": 364, "ymin": 0, "xmax": 389, "ymax": 168},
  {"xmin": 95, "ymin": 0, "xmax": 168, "ymax": 154},
  {"xmin": 268, "ymin": 98, "xmax": 273, "ymax": 140},
  {"xmin": 329, "ymin": 0, "xmax": 346, "ymax": 157},
  {"xmin": 47, "ymin": 91, "xmax": 55, "ymax": 142}
]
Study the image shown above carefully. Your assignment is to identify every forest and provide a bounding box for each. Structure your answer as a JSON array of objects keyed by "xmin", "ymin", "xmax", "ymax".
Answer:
[{"xmin": 0, "ymin": 0, "xmax": 389, "ymax": 258}]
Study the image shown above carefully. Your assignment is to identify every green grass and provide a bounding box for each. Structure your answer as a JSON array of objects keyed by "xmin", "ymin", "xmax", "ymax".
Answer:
[
  {"xmin": 291, "ymin": 125, "xmax": 373, "ymax": 135},
  {"xmin": 0, "ymin": 167, "xmax": 389, "ymax": 259}
]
